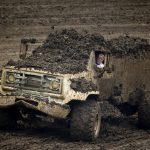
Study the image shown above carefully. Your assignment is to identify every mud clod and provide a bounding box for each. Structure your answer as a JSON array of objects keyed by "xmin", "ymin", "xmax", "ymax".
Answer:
[
  {"xmin": 70, "ymin": 78, "xmax": 97, "ymax": 93},
  {"xmin": 108, "ymin": 36, "xmax": 150, "ymax": 58},
  {"xmin": 100, "ymin": 101, "xmax": 121, "ymax": 117}
]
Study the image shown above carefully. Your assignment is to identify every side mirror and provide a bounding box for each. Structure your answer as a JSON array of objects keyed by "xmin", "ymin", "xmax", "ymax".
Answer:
[
  {"xmin": 19, "ymin": 42, "xmax": 28, "ymax": 59},
  {"xmin": 19, "ymin": 38, "xmax": 37, "ymax": 59}
]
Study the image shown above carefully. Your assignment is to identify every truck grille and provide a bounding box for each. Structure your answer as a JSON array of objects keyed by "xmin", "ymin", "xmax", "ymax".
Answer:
[
  {"xmin": 5, "ymin": 71, "xmax": 62, "ymax": 94},
  {"xmin": 25, "ymin": 75, "xmax": 42, "ymax": 87}
]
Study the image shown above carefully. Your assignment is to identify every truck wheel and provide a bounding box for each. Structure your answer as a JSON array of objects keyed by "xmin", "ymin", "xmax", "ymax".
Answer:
[
  {"xmin": 138, "ymin": 100, "xmax": 150, "ymax": 129},
  {"xmin": 0, "ymin": 110, "xmax": 17, "ymax": 130},
  {"xmin": 70, "ymin": 100, "xmax": 101, "ymax": 141}
]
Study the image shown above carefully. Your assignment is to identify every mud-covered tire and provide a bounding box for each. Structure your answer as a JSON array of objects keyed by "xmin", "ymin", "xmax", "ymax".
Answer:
[
  {"xmin": 138, "ymin": 100, "xmax": 150, "ymax": 129},
  {"xmin": 70, "ymin": 100, "xmax": 101, "ymax": 141},
  {"xmin": 0, "ymin": 110, "xmax": 17, "ymax": 130}
]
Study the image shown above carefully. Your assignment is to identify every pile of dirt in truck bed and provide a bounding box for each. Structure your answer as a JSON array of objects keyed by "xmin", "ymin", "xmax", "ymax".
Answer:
[
  {"xmin": 7, "ymin": 29, "xmax": 150, "ymax": 74},
  {"xmin": 70, "ymin": 78, "xmax": 97, "ymax": 93}
]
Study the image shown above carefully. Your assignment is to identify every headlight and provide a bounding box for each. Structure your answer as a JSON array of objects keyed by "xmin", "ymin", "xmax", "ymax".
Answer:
[
  {"xmin": 7, "ymin": 74, "xmax": 15, "ymax": 82},
  {"xmin": 51, "ymin": 81, "xmax": 60, "ymax": 90},
  {"xmin": 46, "ymin": 76, "xmax": 62, "ymax": 92}
]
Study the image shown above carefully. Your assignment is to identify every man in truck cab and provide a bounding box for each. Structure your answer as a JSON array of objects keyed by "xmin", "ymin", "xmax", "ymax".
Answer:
[{"xmin": 96, "ymin": 53, "xmax": 105, "ymax": 69}]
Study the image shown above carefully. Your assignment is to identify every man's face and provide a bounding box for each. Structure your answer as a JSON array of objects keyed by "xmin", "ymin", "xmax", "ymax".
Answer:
[{"xmin": 97, "ymin": 54, "xmax": 104, "ymax": 64}]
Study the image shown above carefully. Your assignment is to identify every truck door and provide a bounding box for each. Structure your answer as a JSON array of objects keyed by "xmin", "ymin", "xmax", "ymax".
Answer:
[{"xmin": 95, "ymin": 52, "xmax": 115, "ymax": 100}]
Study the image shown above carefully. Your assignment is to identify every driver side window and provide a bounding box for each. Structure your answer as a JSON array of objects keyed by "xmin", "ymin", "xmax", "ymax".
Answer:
[{"xmin": 95, "ymin": 52, "xmax": 105, "ymax": 69}]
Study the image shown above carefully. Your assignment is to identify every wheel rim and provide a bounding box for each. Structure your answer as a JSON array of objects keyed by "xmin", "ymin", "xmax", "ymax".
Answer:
[{"xmin": 94, "ymin": 113, "xmax": 101, "ymax": 139}]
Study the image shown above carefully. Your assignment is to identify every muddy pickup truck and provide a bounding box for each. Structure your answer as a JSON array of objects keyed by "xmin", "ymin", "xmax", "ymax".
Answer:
[{"xmin": 0, "ymin": 30, "xmax": 150, "ymax": 141}]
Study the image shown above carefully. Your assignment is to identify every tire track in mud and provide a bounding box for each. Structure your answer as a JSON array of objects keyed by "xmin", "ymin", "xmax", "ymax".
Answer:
[{"xmin": 102, "ymin": 130, "xmax": 150, "ymax": 150}]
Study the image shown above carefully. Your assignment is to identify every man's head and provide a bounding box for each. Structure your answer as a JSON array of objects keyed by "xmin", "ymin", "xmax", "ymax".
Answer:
[{"xmin": 96, "ymin": 54, "xmax": 105, "ymax": 65}]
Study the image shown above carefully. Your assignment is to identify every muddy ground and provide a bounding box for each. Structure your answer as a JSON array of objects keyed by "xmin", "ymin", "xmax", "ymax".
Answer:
[
  {"xmin": 0, "ymin": 100, "xmax": 149, "ymax": 150},
  {"xmin": 0, "ymin": 116, "xmax": 150, "ymax": 150}
]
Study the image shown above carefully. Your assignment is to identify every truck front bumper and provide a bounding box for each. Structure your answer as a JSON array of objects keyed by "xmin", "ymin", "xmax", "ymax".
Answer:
[{"xmin": 0, "ymin": 96, "xmax": 70, "ymax": 119}]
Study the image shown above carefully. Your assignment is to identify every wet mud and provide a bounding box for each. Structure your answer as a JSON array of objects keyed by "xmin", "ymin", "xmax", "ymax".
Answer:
[
  {"xmin": 7, "ymin": 29, "xmax": 107, "ymax": 74},
  {"xmin": 70, "ymin": 78, "xmax": 97, "ymax": 93},
  {"xmin": 108, "ymin": 36, "xmax": 150, "ymax": 58},
  {"xmin": 100, "ymin": 101, "xmax": 121, "ymax": 118},
  {"xmin": 7, "ymin": 29, "xmax": 150, "ymax": 74},
  {"xmin": 0, "ymin": 115, "xmax": 149, "ymax": 150},
  {"xmin": 0, "ymin": 98, "xmax": 149, "ymax": 150}
]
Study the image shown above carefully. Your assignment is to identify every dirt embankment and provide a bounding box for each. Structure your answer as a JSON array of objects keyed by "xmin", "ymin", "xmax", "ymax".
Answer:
[{"xmin": 7, "ymin": 29, "xmax": 150, "ymax": 74}]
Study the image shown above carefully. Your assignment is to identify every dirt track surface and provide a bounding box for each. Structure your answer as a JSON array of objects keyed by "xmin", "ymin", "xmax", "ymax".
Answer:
[{"xmin": 0, "ymin": 116, "xmax": 150, "ymax": 150}]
